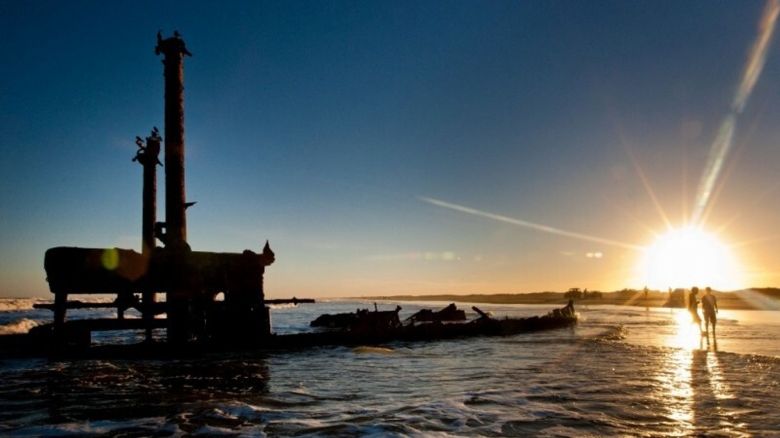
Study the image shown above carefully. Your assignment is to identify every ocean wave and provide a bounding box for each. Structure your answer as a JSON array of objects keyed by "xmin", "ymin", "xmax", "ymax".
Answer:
[
  {"xmin": 0, "ymin": 298, "xmax": 41, "ymax": 312},
  {"xmin": 0, "ymin": 297, "xmax": 118, "ymax": 313},
  {"xmin": 268, "ymin": 303, "xmax": 297, "ymax": 309},
  {"xmin": 0, "ymin": 318, "xmax": 39, "ymax": 335}
]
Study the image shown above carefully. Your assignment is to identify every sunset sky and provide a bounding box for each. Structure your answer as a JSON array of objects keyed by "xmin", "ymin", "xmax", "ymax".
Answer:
[{"xmin": 2, "ymin": 1, "xmax": 780, "ymax": 298}]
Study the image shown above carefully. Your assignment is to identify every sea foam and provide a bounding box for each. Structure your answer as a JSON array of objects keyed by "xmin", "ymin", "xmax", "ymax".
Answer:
[
  {"xmin": 0, "ymin": 298, "xmax": 40, "ymax": 312},
  {"xmin": 0, "ymin": 318, "xmax": 39, "ymax": 335}
]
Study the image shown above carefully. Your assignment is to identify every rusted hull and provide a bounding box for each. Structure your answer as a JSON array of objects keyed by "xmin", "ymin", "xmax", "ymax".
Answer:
[{"xmin": 0, "ymin": 311, "xmax": 577, "ymax": 359}]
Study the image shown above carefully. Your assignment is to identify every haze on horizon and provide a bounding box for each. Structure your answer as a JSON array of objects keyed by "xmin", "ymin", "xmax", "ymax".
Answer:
[{"xmin": 3, "ymin": 1, "xmax": 780, "ymax": 299}]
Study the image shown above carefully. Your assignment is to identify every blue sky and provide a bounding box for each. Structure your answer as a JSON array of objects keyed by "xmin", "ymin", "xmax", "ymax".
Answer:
[{"xmin": 2, "ymin": 1, "xmax": 780, "ymax": 297}]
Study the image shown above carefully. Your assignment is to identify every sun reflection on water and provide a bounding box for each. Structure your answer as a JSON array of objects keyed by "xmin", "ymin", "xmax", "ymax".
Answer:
[
  {"xmin": 657, "ymin": 347, "xmax": 694, "ymax": 434},
  {"xmin": 706, "ymin": 353, "xmax": 733, "ymax": 401},
  {"xmin": 669, "ymin": 309, "xmax": 704, "ymax": 350},
  {"xmin": 652, "ymin": 308, "xmax": 749, "ymax": 435}
]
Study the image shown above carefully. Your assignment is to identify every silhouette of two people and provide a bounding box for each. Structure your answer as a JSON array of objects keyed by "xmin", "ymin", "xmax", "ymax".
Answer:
[{"xmin": 689, "ymin": 286, "xmax": 719, "ymax": 342}]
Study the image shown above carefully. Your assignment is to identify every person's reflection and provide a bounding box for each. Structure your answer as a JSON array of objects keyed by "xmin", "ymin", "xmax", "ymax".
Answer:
[{"xmin": 689, "ymin": 347, "xmax": 743, "ymax": 435}]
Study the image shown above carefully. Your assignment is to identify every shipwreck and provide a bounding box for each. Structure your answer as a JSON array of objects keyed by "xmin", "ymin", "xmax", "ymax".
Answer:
[{"xmin": 0, "ymin": 33, "xmax": 577, "ymax": 358}]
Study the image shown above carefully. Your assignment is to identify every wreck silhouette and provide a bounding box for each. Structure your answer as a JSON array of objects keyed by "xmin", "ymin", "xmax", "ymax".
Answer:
[{"xmin": 0, "ymin": 33, "xmax": 576, "ymax": 358}]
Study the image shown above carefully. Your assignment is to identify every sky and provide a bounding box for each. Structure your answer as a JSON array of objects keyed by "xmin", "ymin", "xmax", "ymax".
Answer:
[{"xmin": 2, "ymin": 1, "xmax": 780, "ymax": 298}]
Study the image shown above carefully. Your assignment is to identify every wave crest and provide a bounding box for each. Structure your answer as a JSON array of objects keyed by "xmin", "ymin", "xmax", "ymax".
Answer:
[
  {"xmin": 0, "ymin": 318, "xmax": 40, "ymax": 335},
  {"xmin": 0, "ymin": 298, "xmax": 42, "ymax": 312}
]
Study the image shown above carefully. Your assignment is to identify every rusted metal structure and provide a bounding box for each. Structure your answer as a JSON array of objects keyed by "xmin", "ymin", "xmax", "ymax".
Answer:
[
  {"xmin": 0, "ymin": 32, "xmax": 580, "ymax": 358},
  {"xmin": 133, "ymin": 127, "xmax": 161, "ymax": 340},
  {"xmin": 156, "ymin": 31, "xmax": 190, "ymax": 251},
  {"xmin": 40, "ymin": 32, "xmax": 282, "ymax": 347},
  {"xmin": 156, "ymin": 32, "xmax": 192, "ymax": 344}
]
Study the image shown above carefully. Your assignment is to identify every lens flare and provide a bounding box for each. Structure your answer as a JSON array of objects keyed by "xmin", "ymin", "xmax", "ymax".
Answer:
[
  {"xmin": 691, "ymin": 0, "xmax": 780, "ymax": 224},
  {"xmin": 101, "ymin": 248, "xmax": 120, "ymax": 271}
]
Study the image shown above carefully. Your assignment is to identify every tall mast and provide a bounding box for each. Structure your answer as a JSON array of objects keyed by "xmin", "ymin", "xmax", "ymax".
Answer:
[{"xmin": 155, "ymin": 31, "xmax": 192, "ymax": 250}]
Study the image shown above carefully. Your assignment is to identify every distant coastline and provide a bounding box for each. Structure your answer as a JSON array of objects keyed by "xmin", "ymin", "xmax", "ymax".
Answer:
[{"xmin": 360, "ymin": 288, "xmax": 780, "ymax": 310}]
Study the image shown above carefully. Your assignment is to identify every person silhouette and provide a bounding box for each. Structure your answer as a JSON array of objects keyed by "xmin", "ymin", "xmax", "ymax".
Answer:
[
  {"xmin": 702, "ymin": 287, "xmax": 718, "ymax": 338},
  {"xmin": 688, "ymin": 287, "xmax": 702, "ymax": 334}
]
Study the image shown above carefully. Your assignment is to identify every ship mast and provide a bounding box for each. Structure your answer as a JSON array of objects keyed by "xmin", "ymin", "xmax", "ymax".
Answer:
[{"xmin": 155, "ymin": 31, "xmax": 192, "ymax": 250}]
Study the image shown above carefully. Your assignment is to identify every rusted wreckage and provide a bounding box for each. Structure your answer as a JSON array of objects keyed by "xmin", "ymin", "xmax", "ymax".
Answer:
[
  {"xmin": 0, "ymin": 34, "xmax": 577, "ymax": 358},
  {"xmin": 406, "ymin": 303, "xmax": 467, "ymax": 323},
  {"xmin": 311, "ymin": 304, "xmax": 403, "ymax": 329},
  {"xmin": 30, "ymin": 32, "xmax": 281, "ymax": 349},
  {"xmin": 304, "ymin": 302, "xmax": 575, "ymax": 347}
]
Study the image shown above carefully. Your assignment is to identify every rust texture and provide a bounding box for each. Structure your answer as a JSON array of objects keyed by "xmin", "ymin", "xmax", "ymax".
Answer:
[
  {"xmin": 156, "ymin": 32, "xmax": 191, "ymax": 250},
  {"xmin": 156, "ymin": 32, "xmax": 193, "ymax": 343},
  {"xmin": 133, "ymin": 127, "xmax": 162, "ymax": 256},
  {"xmin": 133, "ymin": 127, "xmax": 162, "ymax": 340},
  {"xmin": 39, "ymin": 32, "xmax": 282, "ymax": 348}
]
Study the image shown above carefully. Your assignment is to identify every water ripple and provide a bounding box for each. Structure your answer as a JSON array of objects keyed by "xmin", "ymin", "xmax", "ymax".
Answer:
[{"xmin": 1, "ymin": 302, "xmax": 779, "ymax": 436}]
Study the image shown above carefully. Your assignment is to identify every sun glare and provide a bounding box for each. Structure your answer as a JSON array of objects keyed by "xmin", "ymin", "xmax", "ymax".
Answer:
[{"xmin": 637, "ymin": 227, "xmax": 744, "ymax": 290}]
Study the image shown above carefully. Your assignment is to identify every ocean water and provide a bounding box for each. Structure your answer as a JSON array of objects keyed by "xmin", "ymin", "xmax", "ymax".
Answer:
[{"xmin": 1, "ymin": 299, "xmax": 779, "ymax": 436}]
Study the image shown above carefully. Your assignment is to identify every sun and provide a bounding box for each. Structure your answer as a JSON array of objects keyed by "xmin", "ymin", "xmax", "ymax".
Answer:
[{"xmin": 636, "ymin": 226, "xmax": 744, "ymax": 291}]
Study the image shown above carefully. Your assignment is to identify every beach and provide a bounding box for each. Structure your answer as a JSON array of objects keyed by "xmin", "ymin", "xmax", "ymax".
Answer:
[{"xmin": 1, "ymin": 299, "xmax": 779, "ymax": 436}]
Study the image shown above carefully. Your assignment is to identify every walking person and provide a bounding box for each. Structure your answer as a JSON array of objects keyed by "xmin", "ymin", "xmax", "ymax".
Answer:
[
  {"xmin": 688, "ymin": 287, "xmax": 702, "ymax": 335},
  {"xmin": 702, "ymin": 287, "xmax": 718, "ymax": 337}
]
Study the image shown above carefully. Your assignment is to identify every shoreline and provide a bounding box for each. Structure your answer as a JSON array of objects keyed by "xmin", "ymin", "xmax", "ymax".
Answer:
[
  {"xmin": 358, "ymin": 289, "xmax": 780, "ymax": 311},
  {"xmin": 4, "ymin": 289, "xmax": 780, "ymax": 312}
]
